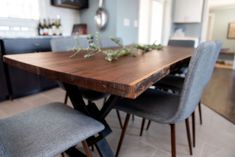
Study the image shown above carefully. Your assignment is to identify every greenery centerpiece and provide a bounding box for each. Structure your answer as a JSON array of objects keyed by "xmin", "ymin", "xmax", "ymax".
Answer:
[{"xmin": 70, "ymin": 34, "xmax": 163, "ymax": 62}]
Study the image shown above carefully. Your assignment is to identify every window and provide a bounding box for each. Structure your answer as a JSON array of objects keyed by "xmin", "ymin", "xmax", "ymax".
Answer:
[
  {"xmin": 0, "ymin": 0, "xmax": 39, "ymax": 37},
  {"xmin": 138, "ymin": 0, "xmax": 164, "ymax": 44},
  {"xmin": 0, "ymin": 0, "xmax": 39, "ymax": 20}
]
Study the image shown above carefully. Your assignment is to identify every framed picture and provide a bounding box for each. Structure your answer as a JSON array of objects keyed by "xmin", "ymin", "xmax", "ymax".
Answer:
[
  {"xmin": 71, "ymin": 24, "xmax": 87, "ymax": 35},
  {"xmin": 227, "ymin": 22, "xmax": 235, "ymax": 39}
]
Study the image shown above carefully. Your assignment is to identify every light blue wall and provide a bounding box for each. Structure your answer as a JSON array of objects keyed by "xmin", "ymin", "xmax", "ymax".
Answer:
[
  {"xmin": 211, "ymin": 8, "xmax": 235, "ymax": 50},
  {"xmin": 116, "ymin": 0, "xmax": 139, "ymax": 45},
  {"xmin": 79, "ymin": 0, "xmax": 117, "ymax": 37},
  {"xmin": 79, "ymin": 0, "xmax": 139, "ymax": 45}
]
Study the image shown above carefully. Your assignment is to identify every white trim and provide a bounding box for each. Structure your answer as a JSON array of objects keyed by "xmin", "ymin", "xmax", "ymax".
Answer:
[{"xmin": 206, "ymin": 13, "xmax": 215, "ymax": 40}]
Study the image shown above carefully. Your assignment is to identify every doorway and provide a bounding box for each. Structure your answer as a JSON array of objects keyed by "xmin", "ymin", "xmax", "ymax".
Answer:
[{"xmin": 138, "ymin": 0, "xmax": 166, "ymax": 45}]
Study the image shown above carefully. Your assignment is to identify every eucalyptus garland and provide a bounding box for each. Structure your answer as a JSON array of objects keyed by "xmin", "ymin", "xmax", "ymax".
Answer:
[{"xmin": 70, "ymin": 34, "xmax": 163, "ymax": 62}]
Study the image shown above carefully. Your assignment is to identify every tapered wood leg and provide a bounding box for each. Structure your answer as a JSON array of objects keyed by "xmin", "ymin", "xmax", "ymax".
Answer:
[
  {"xmin": 185, "ymin": 118, "xmax": 193, "ymax": 155},
  {"xmin": 91, "ymin": 145, "xmax": 94, "ymax": 151},
  {"xmin": 198, "ymin": 102, "xmax": 203, "ymax": 125},
  {"xmin": 82, "ymin": 141, "xmax": 93, "ymax": 157},
  {"xmin": 139, "ymin": 118, "xmax": 146, "ymax": 136},
  {"xmin": 116, "ymin": 110, "xmax": 123, "ymax": 129},
  {"xmin": 146, "ymin": 120, "xmax": 151, "ymax": 130},
  {"xmin": 64, "ymin": 92, "xmax": 68, "ymax": 104},
  {"xmin": 170, "ymin": 124, "xmax": 176, "ymax": 157},
  {"xmin": 192, "ymin": 112, "xmax": 196, "ymax": 147},
  {"xmin": 116, "ymin": 114, "xmax": 131, "ymax": 157}
]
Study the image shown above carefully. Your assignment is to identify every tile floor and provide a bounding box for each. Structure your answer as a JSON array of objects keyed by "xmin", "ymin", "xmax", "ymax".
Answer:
[{"xmin": 0, "ymin": 88, "xmax": 235, "ymax": 157}]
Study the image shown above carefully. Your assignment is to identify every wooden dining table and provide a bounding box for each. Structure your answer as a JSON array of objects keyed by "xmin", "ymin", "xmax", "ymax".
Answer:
[{"xmin": 3, "ymin": 46, "xmax": 193, "ymax": 157}]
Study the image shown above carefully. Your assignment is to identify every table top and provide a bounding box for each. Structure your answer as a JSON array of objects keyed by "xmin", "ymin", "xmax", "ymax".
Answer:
[{"xmin": 3, "ymin": 46, "xmax": 193, "ymax": 99}]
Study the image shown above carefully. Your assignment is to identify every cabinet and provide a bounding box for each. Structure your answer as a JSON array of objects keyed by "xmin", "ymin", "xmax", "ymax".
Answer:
[
  {"xmin": 0, "ymin": 38, "xmax": 58, "ymax": 99},
  {"xmin": 0, "ymin": 52, "xmax": 9, "ymax": 101},
  {"xmin": 51, "ymin": 0, "xmax": 89, "ymax": 10},
  {"xmin": 173, "ymin": 0, "xmax": 204, "ymax": 23}
]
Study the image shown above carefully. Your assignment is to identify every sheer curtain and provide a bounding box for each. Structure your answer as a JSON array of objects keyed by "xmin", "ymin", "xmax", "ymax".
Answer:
[{"xmin": 0, "ymin": 0, "xmax": 39, "ymax": 37}]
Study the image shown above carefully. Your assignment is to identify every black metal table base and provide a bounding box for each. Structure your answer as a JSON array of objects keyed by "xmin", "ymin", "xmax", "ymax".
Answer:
[{"xmin": 63, "ymin": 83, "xmax": 118, "ymax": 157}]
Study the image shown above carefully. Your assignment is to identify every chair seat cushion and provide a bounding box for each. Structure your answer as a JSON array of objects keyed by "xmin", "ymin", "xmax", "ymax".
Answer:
[
  {"xmin": 115, "ymin": 89, "xmax": 180, "ymax": 124},
  {"xmin": 154, "ymin": 75, "xmax": 185, "ymax": 92},
  {"xmin": 0, "ymin": 103, "xmax": 104, "ymax": 157}
]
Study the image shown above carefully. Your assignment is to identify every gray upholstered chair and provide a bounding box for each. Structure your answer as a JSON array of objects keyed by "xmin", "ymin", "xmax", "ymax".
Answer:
[
  {"xmin": 151, "ymin": 41, "xmax": 222, "ymax": 146},
  {"xmin": 50, "ymin": 36, "xmax": 107, "ymax": 104},
  {"xmin": 113, "ymin": 41, "xmax": 218, "ymax": 157},
  {"xmin": 168, "ymin": 39, "xmax": 196, "ymax": 48},
  {"xmin": 50, "ymin": 36, "xmax": 89, "ymax": 52},
  {"xmin": 137, "ymin": 39, "xmax": 197, "ymax": 136},
  {"xmin": 98, "ymin": 37, "xmax": 123, "ymax": 48},
  {"xmin": 0, "ymin": 102, "xmax": 104, "ymax": 157},
  {"xmin": 141, "ymin": 40, "xmax": 220, "ymax": 137}
]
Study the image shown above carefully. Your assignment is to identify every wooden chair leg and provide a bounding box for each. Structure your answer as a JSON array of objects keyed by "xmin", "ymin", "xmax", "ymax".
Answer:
[
  {"xmin": 116, "ymin": 110, "xmax": 123, "ymax": 129},
  {"xmin": 61, "ymin": 153, "xmax": 65, "ymax": 157},
  {"xmin": 198, "ymin": 101, "xmax": 203, "ymax": 125},
  {"xmin": 139, "ymin": 118, "xmax": 146, "ymax": 136},
  {"xmin": 185, "ymin": 118, "xmax": 193, "ymax": 155},
  {"xmin": 146, "ymin": 120, "xmax": 151, "ymax": 130},
  {"xmin": 192, "ymin": 112, "xmax": 196, "ymax": 147},
  {"xmin": 82, "ymin": 141, "xmax": 93, "ymax": 157},
  {"xmin": 64, "ymin": 92, "xmax": 68, "ymax": 104},
  {"xmin": 170, "ymin": 124, "xmax": 176, "ymax": 157},
  {"xmin": 116, "ymin": 114, "xmax": 131, "ymax": 157},
  {"xmin": 91, "ymin": 145, "xmax": 94, "ymax": 151}
]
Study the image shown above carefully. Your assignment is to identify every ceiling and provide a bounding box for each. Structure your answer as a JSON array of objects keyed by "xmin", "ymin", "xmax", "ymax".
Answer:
[{"xmin": 209, "ymin": 0, "xmax": 235, "ymax": 9}]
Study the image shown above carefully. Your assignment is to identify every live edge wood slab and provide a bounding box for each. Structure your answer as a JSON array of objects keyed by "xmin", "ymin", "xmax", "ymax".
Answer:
[{"xmin": 3, "ymin": 46, "xmax": 193, "ymax": 99}]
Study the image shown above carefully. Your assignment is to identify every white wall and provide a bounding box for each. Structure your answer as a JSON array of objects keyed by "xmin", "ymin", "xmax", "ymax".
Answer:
[
  {"xmin": 39, "ymin": 0, "xmax": 80, "ymax": 36},
  {"xmin": 0, "ymin": 0, "xmax": 80, "ymax": 37}
]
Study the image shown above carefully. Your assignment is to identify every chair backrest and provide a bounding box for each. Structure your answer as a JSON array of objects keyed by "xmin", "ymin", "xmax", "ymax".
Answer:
[
  {"xmin": 50, "ymin": 36, "xmax": 89, "ymax": 52},
  {"xmin": 171, "ymin": 41, "xmax": 222, "ymax": 122},
  {"xmin": 168, "ymin": 40, "xmax": 195, "ymax": 48},
  {"xmin": 98, "ymin": 37, "xmax": 122, "ymax": 48}
]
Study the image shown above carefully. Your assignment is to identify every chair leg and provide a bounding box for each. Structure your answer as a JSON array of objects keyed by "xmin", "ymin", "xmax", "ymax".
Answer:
[
  {"xmin": 64, "ymin": 92, "xmax": 68, "ymax": 104},
  {"xmin": 146, "ymin": 120, "xmax": 151, "ymax": 130},
  {"xmin": 82, "ymin": 141, "xmax": 93, "ymax": 157},
  {"xmin": 91, "ymin": 145, "xmax": 94, "ymax": 151},
  {"xmin": 185, "ymin": 118, "xmax": 193, "ymax": 155},
  {"xmin": 198, "ymin": 101, "xmax": 203, "ymax": 125},
  {"xmin": 61, "ymin": 153, "xmax": 65, "ymax": 157},
  {"xmin": 170, "ymin": 124, "xmax": 176, "ymax": 157},
  {"xmin": 103, "ymin": 97, "xmax": 107, "ymax": 104},
  {"xmin": 192, "ymin": 112, "xmax": 196, "ymax": 147},
  {"xmin": 116, "ymin": 113, "xmax": 131, "ymax": 157},
  {"xmin": 139, "ymin": 118, "xmax": 146, "ymax": 136},
  {"xmin": 116, "ymin": 110, "xmax": 123, "ymax": 129}
]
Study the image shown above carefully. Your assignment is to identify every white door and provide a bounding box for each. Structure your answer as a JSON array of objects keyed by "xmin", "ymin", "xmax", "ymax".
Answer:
[
  {"xmin": 138, "ymin": 0, "xmax": 165, "ymax": 44},
  {"xmin": 149, "ymin": 0, "xmax": 164, "ymax": 44}
]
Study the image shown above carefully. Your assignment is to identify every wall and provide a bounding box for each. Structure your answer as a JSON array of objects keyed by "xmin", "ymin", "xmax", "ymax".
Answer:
[
  {"xmin": 116, "ymin": 0, "xmax": 139, "ymax": 45},
  {"xmin": 79, "ymin": 0, "xmax": 139, "ymax": 45},
  {"xmin": 79, "ymin": 0, "xmax": 117, "ymax": 37},
  {"xmin": 171, "ymin": 0, "xmax": 205, "ymax": 39},
  {"xmin": 211, "ymin": 8, "xmax": 235, "ymax": 50},
  {"xmin": 39, "ymin": 0, "xmax": 80, "ymax": 36}
]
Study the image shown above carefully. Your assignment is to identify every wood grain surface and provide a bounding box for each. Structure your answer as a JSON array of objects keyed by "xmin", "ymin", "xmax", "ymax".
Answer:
[{"xmin": 4, "ymin": 46, "xmax": 193, "ymax": 99}]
